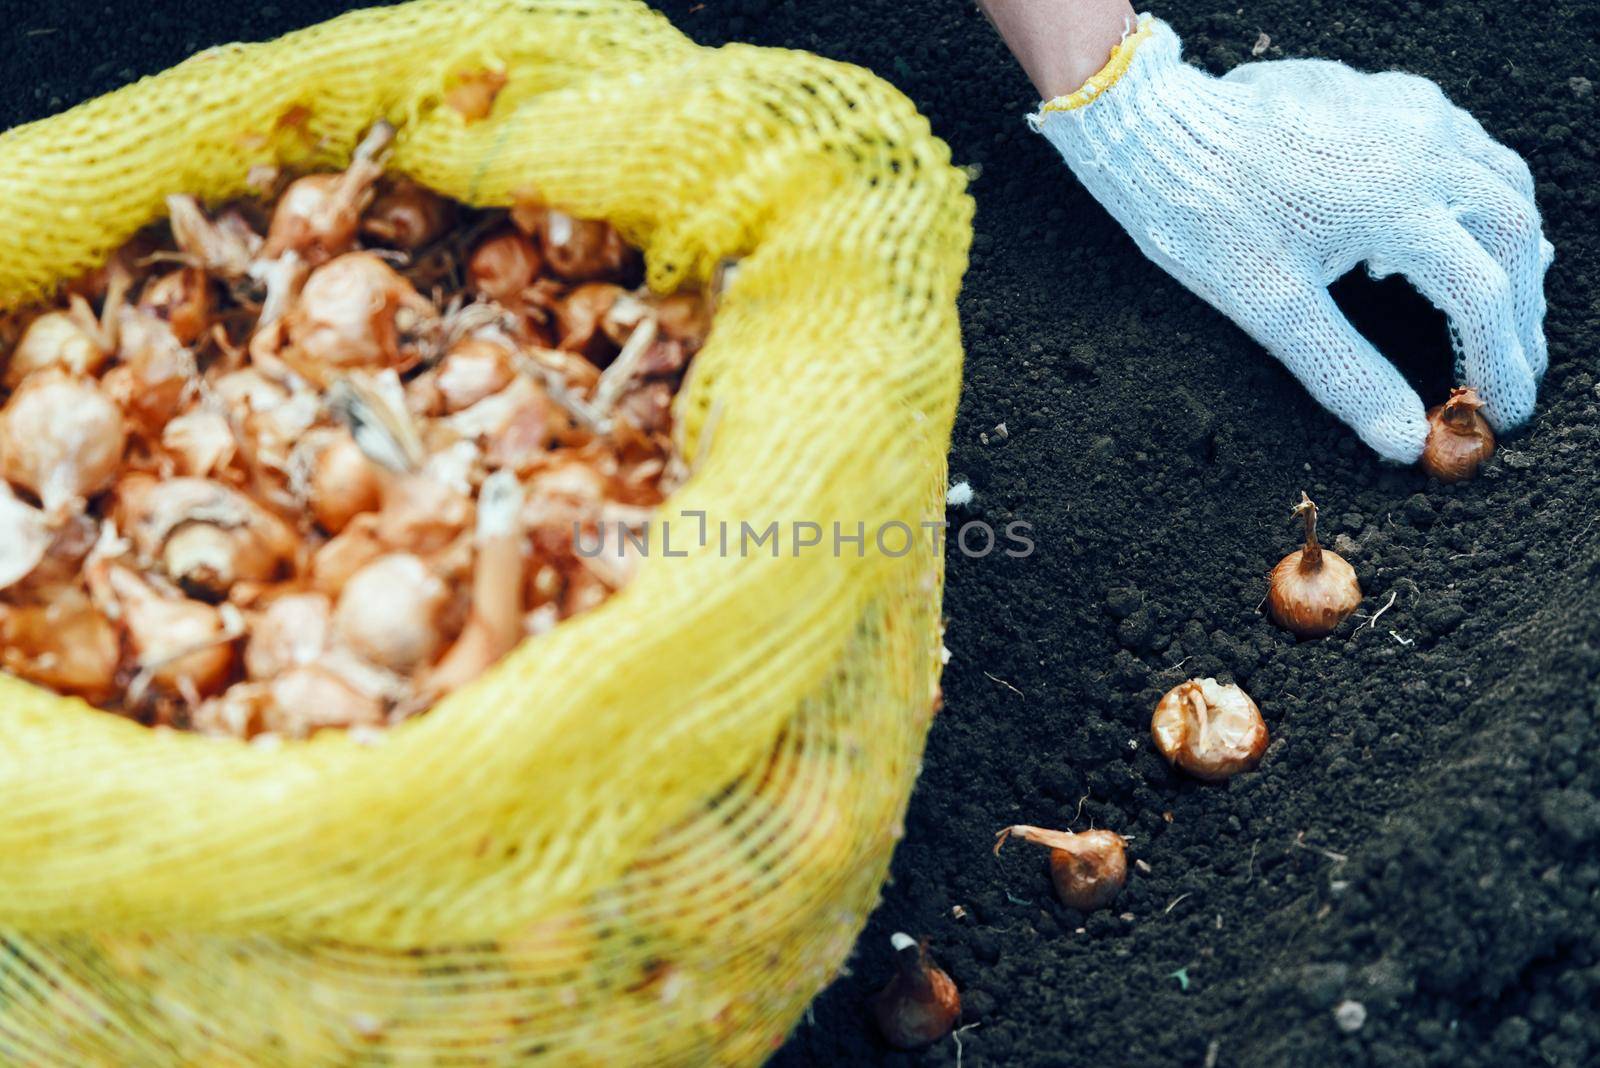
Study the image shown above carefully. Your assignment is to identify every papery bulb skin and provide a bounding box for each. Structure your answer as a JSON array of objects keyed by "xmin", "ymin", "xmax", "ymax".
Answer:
[
  {"xmin": 1151, "ymin": 677, "xmax": 1269, "ymax": 781},
  {"xmin": 1422, "ymin": 387, "xmax": 1495, "ymax": 483},
  {"xmin": 536, "ymin": 209, "xmax": 634, "ymax": 283}
]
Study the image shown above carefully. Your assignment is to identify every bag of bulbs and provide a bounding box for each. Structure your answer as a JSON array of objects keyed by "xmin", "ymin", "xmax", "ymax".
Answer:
[{"xmin": 0, "ymin": 1, "xmax": 970, "ymax": 1063}]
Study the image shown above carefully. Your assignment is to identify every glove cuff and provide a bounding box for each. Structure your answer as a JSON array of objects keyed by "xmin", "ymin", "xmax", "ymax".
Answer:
[{"xmin": 1027, "ymin": 15, "xmax": 1183, "ymax": 129}]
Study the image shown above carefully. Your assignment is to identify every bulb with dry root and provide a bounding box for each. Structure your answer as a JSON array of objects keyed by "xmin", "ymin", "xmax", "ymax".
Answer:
[
  {"xmin": 994, "ymin": 824, "xmax": 1127, "ymax": 911},
  {"xmin": 872, "ymin": 933, "xmax": 960, "ymax": 1050},
  {"xmin": 1267, "ymin": 492, "xmax": 1361, "ymax": 638},
  {"xmin": 1422, "ymin": 387, "xmax": 1495, "ymax": 482},
  {"xmin": 1151, "ymin": 677, "xmax": 1268, "ymax": 781}
]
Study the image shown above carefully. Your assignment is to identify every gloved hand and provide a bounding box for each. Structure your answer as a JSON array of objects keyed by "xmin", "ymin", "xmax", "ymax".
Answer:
[{"xmin": 1030, "ymin": 16, "xmax": 1554, "ymax": 462}]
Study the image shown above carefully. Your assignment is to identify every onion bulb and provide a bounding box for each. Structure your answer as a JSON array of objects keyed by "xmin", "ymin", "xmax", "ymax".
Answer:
[
  {"xmin": 194, "ymin": 665, "xmax": 384, "ymax": 739},
  {"xmin": 115, "ymin": 476, "xmax": 298, "ymax": 598},
  {"xmin": 101, "ymin": 311, "xmax": 197, "ymax": 434},
  {"xmin": 311, "ymin": 515, "xmax": 386, "ymax": 597},
  {"xmin": 5, "ymin": 303, "xmax": 112, "ymax": 386},
  {"xmin": 1151, "ymin": 677, "xmax": 1268, "ymax": 781},
  {"xmin": 1421, "ymin": 387, "xmax": 1495, "ymax": 482},
  {"xmin": 99, "ymin": 564, "xmax": 238, "ymax": 700},
  {"xmin": 0, "ymin": 588, "xmax": 120, "ymax": 704},
  {"xmin": 1266, "ymin": 492, "xmax": 1361, "ymax": 637},
  {"xmin": 137, "ymin": 268, "xmax": 213, "ymax": 345},
  {"xmin": 361, "ymin": 180, "xmax": 455, "ymax": 250},
  {"xmin": 284, "ymin": 253, "xmax": 437, "ymax": 384},
  {"xmin": 0, "ymin": 370, "xmax": 127, "ymax": 514},
  {"xmin": 265, "ymin": 176, "xmax": 364, "ymax": 265},
  {"xmin": 601, "ymin": 290, "xmax": 711, "ymax": 359},
  {"xmin": 293, "ymin": 429, "xmax": 382, "ymax": 534},
  {"xmin": 871, "ymin": 933, "xmax": 960, "ymax": 1050},
  {"xmin": 555, "ymin": 282, "xmax": 625, "ymax": 355},
  {"xmin": 264, "ymin": 665, "xmax": 386, "ymax": 736},
  {"xmin": 160, "ymin": 523, "xmax": 281, "ymax": 601},
  {"xmin": 262, "ymin": 122, "xmax": 392, "ymax": 265},
  {"xmin": 434, "ymin": 340, "xmax": 517, "ymax": 413},
  {"xmin": 332, "ymin": 553, "xmax": 451, "ymax": 672},
  {"xmin": 467, "ymin": 231, "xmax": 542, "ymax": 305},
  {"xmin": 312, "ymin": 438, "xmax": 383, "ymax": 534},
  {"xmin": 245, "ymin": 592, "xmax": 332, "ymax": 680},
  {"xmin": 530, "ymin": 208, "xmax": 632, "ymax": 282},
  {"xmin": 161, "ymin": 410, "xmax": 237, "ymax": 478},
  {"xmin": 993, "ymin": 824, "xmax": 1127, "ymax": 911},
  {"xmin": 373, "ymin": 471, "xmax": 475, "ymax": 554}
]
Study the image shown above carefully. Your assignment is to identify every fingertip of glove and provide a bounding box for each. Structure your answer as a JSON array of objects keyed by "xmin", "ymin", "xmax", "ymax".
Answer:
[
  {"xmin": 1479, "ymin": 389, "xmax": 1538, "ymax": 435},
  {"xmin": 1374, "ymin": 433, "xmax": 1427, "ymax": 466},
  {"xmin": 1362, "ymin": 405, "xmax": 1429, "ymax": 465}
]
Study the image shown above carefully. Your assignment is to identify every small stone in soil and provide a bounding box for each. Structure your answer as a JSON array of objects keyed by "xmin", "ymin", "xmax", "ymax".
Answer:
[{"xmin": 1334, "ymin": 1000, "xmax": 1367, "ymax": 1033}]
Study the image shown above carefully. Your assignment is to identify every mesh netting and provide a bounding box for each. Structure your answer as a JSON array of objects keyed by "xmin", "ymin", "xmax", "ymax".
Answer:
[{"xmin": 0, "ymin": 1, "xmax": 971, "ymax": 1063}]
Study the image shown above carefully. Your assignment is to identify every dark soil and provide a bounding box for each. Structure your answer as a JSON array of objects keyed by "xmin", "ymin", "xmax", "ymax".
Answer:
[{"xmin": 5, "ymin": 2, "xmax": 1599, "ymax": 1066}]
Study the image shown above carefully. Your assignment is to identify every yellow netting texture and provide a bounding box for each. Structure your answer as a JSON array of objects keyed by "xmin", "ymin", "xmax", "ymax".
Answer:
[{"xmin": 0, "ymin": 1, "xmax": 970, "ymax": 1063}]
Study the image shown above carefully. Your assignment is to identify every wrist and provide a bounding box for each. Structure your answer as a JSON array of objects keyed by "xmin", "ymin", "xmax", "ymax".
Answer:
[
  {"xmin": 1044, "ymin": 0, "xmax": 1141, "ymax": 99},
  {"xmin": 980, "ymin": 0, "xmax": 1139, "ymax": 100},
  {"xmin": 1033, "ymin": 14, "xmax": 1158, "ymax": 118}
]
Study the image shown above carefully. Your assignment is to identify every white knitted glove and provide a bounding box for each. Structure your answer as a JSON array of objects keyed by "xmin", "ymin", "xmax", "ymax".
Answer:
[{"xmin": 1031, "ymin": 16, "xmax": 1554, "ymax": 462}]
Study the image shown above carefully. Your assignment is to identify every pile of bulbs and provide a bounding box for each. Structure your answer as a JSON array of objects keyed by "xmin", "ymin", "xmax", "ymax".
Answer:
[{"xmin": 0, "ymin": 124, "xmax": 710, "ymax": 740}]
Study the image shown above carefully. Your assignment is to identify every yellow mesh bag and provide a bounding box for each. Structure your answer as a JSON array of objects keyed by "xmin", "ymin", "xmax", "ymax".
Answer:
[{"xmin": 0, "ymin": 0, "xmax": 970, "ymax": 1063}]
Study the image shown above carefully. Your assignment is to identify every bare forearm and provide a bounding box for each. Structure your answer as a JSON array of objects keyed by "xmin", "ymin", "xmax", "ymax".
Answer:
[{"xmin": 978, "ymin": 0, "xmax": 1138, "ymax": 99}]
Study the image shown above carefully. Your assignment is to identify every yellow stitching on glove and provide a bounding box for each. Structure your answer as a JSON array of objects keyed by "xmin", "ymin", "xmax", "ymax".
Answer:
[{"xmin": 1037, "ymin": 14, "xmax": 1155, "ymax": 115}]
